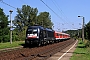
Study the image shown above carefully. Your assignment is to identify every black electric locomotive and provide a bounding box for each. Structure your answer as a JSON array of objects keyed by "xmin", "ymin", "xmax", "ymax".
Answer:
[{"xmin": 25, "ymin": 25, "xmax": 55, "ymax": 46}]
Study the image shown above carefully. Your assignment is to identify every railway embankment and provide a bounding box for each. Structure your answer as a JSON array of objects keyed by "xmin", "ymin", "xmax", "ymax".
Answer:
[
  {"xmin": 0, "ymin": 41, "xmax": 24, "ymax": 51},
  {"xmin": 70, "ymin": 40, "xmax": 90, "ymax": 60},
  {"xmin": 0, "ymin": 39, "xmax": 74, "ymax": 60}
]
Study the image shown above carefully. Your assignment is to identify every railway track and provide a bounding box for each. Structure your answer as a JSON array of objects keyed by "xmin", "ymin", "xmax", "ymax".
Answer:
[{"xmin": 0, "ymin": 39, "xmax": 76, "ymax": 60}]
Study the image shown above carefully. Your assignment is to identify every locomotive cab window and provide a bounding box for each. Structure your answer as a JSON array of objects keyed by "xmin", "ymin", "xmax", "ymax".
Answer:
[
  {"xmin": 33, "ymin": 29, "xmax": 37, "ymax": 34},
  {"xmin": 27, "ymin": 28, "xmax": 38, "ymax": 34}
]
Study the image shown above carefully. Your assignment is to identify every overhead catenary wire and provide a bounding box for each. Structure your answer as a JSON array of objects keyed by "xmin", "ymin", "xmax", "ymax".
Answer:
[
  {"xmin": 51, "ymin": 0, "xmax": 76, "ymax": 29},
  {"xmin": 51, "ymin": 0, "xmax": 69, "ymax": 22},
  {"xmin": 0, "ymin": 0, "xmax": 17, "ymax": 10},
  {"xmin": 51, "ymin": 0, "xmax": 78, "ymax": 30},
  {"xmin": 0, "ymin": 0, "xmax": 79, "ymax": 30},
  {"xmin": 51, "ymin": 0, "xmax": 64, "ymax": 18},
  {"xmin": 40, "ymin": 0, "xmax": 77, "ymax": 30},
  {"xmin": 40, "ymin": 0, "xmax": 65, "ymax": 22}
]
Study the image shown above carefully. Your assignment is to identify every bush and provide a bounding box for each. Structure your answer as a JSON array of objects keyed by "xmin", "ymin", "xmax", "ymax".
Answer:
[
  {"xmin": 0, "ymin": 36, "xmax": 3, "ymax": 42},
  {"xmin": 12, "ymin": 35, "xmax": 19, "ymax": 41},
  {"xmin": 85, "ymin": 40, "xmax": 90, "ymax": 47},
  {"xmin": 3, "ymin": 35, "xmax": 10, "ymax": 42}
]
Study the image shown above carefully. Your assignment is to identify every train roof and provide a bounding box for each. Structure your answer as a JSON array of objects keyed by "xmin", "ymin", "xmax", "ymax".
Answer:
[
  {"xmin": 45, "ymin": 28, "xmax": 54, "ymax": 32},
  {"xmin": 55, "ymin": 31, "xmax": 61, "ymax": 33},
  {"xmin": 54, "ymin": 31, "xmax": 70, "ymax": 35},
  {"xmin": 28, "ymin": 25, "xmax": 44, "ymax": 29},
  {"xmin": 27, "ymin": 25, "xmax": 54, "ymax": 32}
]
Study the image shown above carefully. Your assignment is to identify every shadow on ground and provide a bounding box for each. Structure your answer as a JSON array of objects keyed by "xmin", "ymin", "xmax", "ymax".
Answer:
[
  {"xmin": 73, "ymin": 51, "xmax": 86, "ymax": 55},
  {"xmin": 74, "ymin": 42, "xmax": 86, "ymax": 54},
  {"xmin": 76, "ymin": 45, "xmax": 86, "ymax": 48},
  {"xmin": 19, "ymin": 43, "xmax": 43, "ymax": 48}
]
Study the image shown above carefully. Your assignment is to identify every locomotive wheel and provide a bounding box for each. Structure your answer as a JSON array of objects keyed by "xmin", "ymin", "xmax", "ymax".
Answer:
[
  {"xmin": 52, "ymin": 40, "xmax": 54, "ymax": 43},
  {"xmin": 25, "ymin": 40, "xmax": 29, "ymax": 45},
  {"xmin": 42, "ymin": 39, "xmax": 47, "ymax": 45},
  {"xmin": 47, "ymin": 40, "xmax": 50, "ymax": 44},
  {"xmin": 38, "ymin": 41, "xmax": 41, "ymax": 46},
  {"xmin": 25, "ymin": 39, "xmax": 31, "ymax": 47},
  {"xmin": 38, "ymin": 43, "xmax": 41, "ymax": 46}
]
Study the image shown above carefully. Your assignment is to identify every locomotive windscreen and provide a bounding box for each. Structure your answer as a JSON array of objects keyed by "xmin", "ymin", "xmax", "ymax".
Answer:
[
  {"xmin": 26, "ymin": 26, "xmax": 40, "ymax": 39},
  {"xmin": 27, "ymin": 29, "xmax": 37, "ymax": 34},
  {"xmin": 27, "ymin": 27, "xmax": 38, "ymax": 34}
]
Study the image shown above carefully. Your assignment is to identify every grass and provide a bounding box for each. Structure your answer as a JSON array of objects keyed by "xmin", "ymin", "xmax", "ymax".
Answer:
[
  {"xmin": 0, "ymin": 41, "xmax": 24, "ymax": 49},
  {"xmin": 70, "ymin": 40, "xmax": 90, "ymax": 60}
]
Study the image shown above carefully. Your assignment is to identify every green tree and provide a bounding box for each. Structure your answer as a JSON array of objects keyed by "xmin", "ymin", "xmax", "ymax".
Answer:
[
  {"xmin": 84, "ymin": 21, "xmax": 90, "ymax": 47},
  {"xmin": 14, "ymin": 5, "xmax": 38, "ymax": 31},
  {"xmin": 13, "ymin": 5, "xmax": 53, "ymax": 41},
  {"xmin": 13, "ymin": 5, "xmax": 38, "ymax": 40},
  {"xmin": 37, "ymin": 12, "xmax": 53, "ymax": 28},
  {"xmin": 85, "ymin": 21, "xmax": 90, "ymax": 40},
  {"xmin": 0, "ymin": 8, "xmax": 9, "ymax": 42}
]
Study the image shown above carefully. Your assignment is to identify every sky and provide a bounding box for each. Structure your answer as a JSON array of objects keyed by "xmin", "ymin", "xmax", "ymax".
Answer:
[{"xmin": 0, "ymin": 0, "xmax": 90, "ymax": 32}]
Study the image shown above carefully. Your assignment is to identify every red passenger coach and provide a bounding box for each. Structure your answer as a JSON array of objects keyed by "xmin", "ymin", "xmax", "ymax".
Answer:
[
  {"xmin": 54, "ymin": 31, "xmax": 70, "ymax": 42},
  {"xmin": 54, "ymin": 31, "xmax": 60, "ymax": 40},
  {"xmin": 59, "ymin": 32, "xmax": 64, "ymax": 39},
  {"xmin": 62, "ymin": 33, "xmax": 70, "ymax": 39}
]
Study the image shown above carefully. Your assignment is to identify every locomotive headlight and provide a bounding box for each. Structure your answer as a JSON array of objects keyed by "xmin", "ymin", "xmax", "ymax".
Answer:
[
  {"xmin": 38, "ymin": 28, "xmax": 40, "ymax": 32},
  {"xmin": 28, "ymin": 34, "xmax": 30, "ymax": 36},
  {"xmin": 37, "ymin": 36, "xmax": 39, "ymax": 38}
]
